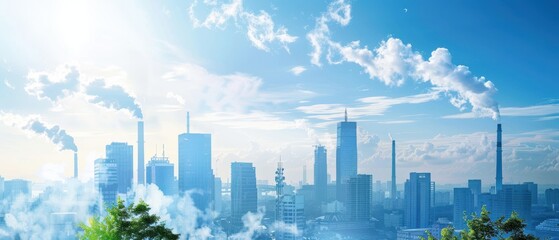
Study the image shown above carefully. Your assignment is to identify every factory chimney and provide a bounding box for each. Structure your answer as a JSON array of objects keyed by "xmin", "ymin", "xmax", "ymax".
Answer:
[
  {"xmin": 391, "ymin": 140, "xmax": 396, "ymax": 201},
  {"xmin": 496, "ymin": 123, "xmax": 503, "ymax": 192},
  {"xmin": 138, "ymin": 121, "xmax": 145, "ymax": 185},
  {"xmin": 74, "ymin": 152, "xmax": 78, "ymax": 179}
]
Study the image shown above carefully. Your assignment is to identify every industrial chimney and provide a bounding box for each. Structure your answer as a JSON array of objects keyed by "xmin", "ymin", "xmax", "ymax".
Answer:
[
  {"xmin": 391, "ymin": 140, "xmax": 396, "ymax": 201},
  {"xmin": 496, "ymin": 124, "xmax": 503, "ymax": 192},
  {"xmin": 138, "ymin": 121, "xmax": 145, "ymax": 185},
  {"xmin": 74, "ymin": 152, "xmax": 78, "ymax": 179}
]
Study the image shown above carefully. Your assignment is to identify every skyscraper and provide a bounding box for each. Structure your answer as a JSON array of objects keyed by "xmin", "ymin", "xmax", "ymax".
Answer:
[
  {"xmin": 178, "ymin": 113, "xmax": 214, "ymax": 211},
  {"xmin": 468, "ymin": 179, "xmax": 482, "ymax": 210},
  {"xmin": 94, "ymin": 158, "xmax": 118, "ymax": 207},
  {"xmin": 277, "ymin": 194, "xmax": 305, "ymax": 240},
  {"xmin": 314, "ymin": 145, "xmax": 327, "ymax": 203},
  {"xmin": 391, "ymin": 140, "xmax": 397, "ymax": 202},
  {"xmin": 336, "ymin": 109, "xmax": 357, "ymax": 203},
  {"xmin": 146, "ymin": 150, "xmax": 175, "ymax": 195},
  {"xmin": 138, "ymin": 121, "xmax": 145, "ymax": 185},
  {"xmin": 495, "ymin": 184, "xmax": 531, "ymax": 222},
  {"xmin": 404, "ymin": 172, "xmax": 431, "ymax": 228},
  {"xmin": 348, "ymin": 174, "xmax": 372, "ymax": 221},
  {"xmin": 522, "ymin": 182, "xmax": 538, "ymax": 205},
  {"xmin": 231, "ymin": 162, "xmax": 257, "ymax": 225},
  {"xmin": 106, "ymin": 142, "xmax": 133, "ymax": 194},
  {"xmin": 453, "ymin": 188, "xmax": 474, "ymax": 230},
  {"xmin": 496, "ymin": 123, "xmax": 503, "ymax": 192}
]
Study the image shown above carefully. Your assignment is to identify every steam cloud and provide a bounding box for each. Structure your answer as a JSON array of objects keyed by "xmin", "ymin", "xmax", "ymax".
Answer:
[
  {"xmin": 85, "ymin": 79, "xmax": 143, "ymax": 119},
  {"xmin": 25, "ymin": 66, "xmax": 144, "ymax": 120},
  {"xmin": 0, "ymin": 182, "xmax": 298, "ymax": 240},
  {"xmin": 308, "ymin": 0, "xmax": 500, "ymax": 120},
  {"xmin": 0, "ymin": 112, "xmax": 77, "ymax": 152}
]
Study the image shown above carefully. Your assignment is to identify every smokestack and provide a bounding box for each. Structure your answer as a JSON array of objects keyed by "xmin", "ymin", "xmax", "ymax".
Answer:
[
  {"xmin": 391, "ymin": 140, "xmax": 396, "ymax": 200},
  {"xmin": 187, "ymin": 112, "xmax": 190, "ymax": 133},
  {"xmin": 496, "ymin": 124, "xmax": 503, "ymax": 192},
  {"xmin": 138, "ymin": 121, "xmax": 145, "ymax": 185},
  {"xmin": 73, "ymin": 152, "xmax": 78, "ymax": 179}
]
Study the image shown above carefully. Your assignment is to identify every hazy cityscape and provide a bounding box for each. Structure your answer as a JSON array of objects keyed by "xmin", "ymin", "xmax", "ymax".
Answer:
[{"xmin": 1, "ymin": 0, "xmax": 558, "ymax": 239}]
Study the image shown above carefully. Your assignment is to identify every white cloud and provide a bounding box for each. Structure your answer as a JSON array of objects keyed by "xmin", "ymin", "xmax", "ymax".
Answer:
[
  {"xmin": 289, "ymin": 66, "xmax": 307, "ymax": 76},
  {"xmin": 4, "ymin": 80, "xmax": 15, "ymax": 90},
  {"xmin": 378, "ymin": 120, "xmax": 415, "ymax": 124},
  {"xmin": 307, "ymin": 0, "xmax": 500, "ymax": 120},
  {"xmin": 297, "ymin": 91, "xmax": 440, "ymax": 121},
  {"xmin": 444, "ymin": 103, "xmax": 559, "ymax": 119},
  {"xmin": 189, "ymin": 0, "xmax": 297, "ymax": 52}
]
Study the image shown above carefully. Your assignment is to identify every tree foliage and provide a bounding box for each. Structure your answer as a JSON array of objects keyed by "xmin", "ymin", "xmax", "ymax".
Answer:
[
  {"xmin": 79, "ymin": 198, "xmax": 179, "ymax": 240},
  {"xmin": 423, "ymin": 206, "xmax": 538, "ymax": 240}
]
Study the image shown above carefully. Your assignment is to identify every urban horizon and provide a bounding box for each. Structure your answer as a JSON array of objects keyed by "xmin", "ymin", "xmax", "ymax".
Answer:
[{"xmin": 0, "ymin": 0, "xmax": 558, "ymax": 239}]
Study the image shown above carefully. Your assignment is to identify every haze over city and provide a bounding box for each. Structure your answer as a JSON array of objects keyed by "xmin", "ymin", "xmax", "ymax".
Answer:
[{"xmin": 0, "ymin": 0, "xmax": 558, "ymax": 239}]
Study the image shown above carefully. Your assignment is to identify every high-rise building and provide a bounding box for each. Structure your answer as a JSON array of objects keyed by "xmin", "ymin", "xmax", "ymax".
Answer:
[
  {"xmin": 138, "ymin": 121, "xmax": 145, "ymax": 185},
  {"xmin": 146, "ymin": 151, "xmax": 174, "ymax": 195},
  {"xmin": 106, "ymin": 142, "xmax": 133, "ymax": 194},
  {"xmin": 3, "ymin": 179, "xmax": 31, "ymax": 199},
  {"xmin": 178, "ymin": 113, "xmax": 214, "ymax": 211},
  {"xmin": 495, "ymin": 184, "xmax": 531, "ymax": 222},
  {"xmin": 94, "ymin": 158, "xmax": 118, "ymax": 207},
  {"xmin": 468, "ymin": 179, "xmax": 482, "ymax": 210},
  {"xmin": 391, "ymin": 140, "xmax": 397, "ymax": 202},
  {"xmin": 348, "ymin": 174, "xmax": 372, "ymax": 221},
  {"xmin": 545, "ymin": 189, "xmax": 559, "ymax": 210},
  {"xmin": 404, "ymin": 172, "xmax": 431, "ymax": 228},
  {"xmin": 522, "ymin": 182, "xmax": 538, "ymax": 205},
  {"xmin": 277, "ymin": 194, "xmax": 305, "ymax": 240},
  {"xmin": 453, "ymin": 188, "xmax": 474, "ymax": 230},
  {"xmin": 314, "ymin": 145, "xmax": 327, "ymax": 203},
  {"xmin": 214, "ymin": 177, "xmax": 222, "ymax": 214},
  {"xmin": 231, "ymin": 162, "xmax": 257, "ymax": 224},
  {"xmin": 496, "ymin": 124, "xmax": 503, "ymax": 192},
  {"xmin": 336, "ymin": 109, "xmax": 357, "ymax": 203}
]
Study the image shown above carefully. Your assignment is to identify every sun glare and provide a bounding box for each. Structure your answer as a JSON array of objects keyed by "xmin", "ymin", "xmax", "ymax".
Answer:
[{"xmin": 54, "ymin": 1, "xmax": 93, "ymax": 52}]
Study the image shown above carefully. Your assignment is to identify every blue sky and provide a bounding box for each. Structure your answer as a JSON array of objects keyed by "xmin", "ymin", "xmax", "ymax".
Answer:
[{"xmin": 0, "ymin": 0, "xmax": 558, "ymax": 186}]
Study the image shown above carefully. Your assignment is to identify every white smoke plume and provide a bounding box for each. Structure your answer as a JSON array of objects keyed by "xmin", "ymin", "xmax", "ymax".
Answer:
[
  {"xmin": 25, "ymin": 66, "xmax": 144, "ymax": 120},
  {"xmin": 85, "ymin": 79, "xmax": 143, "ymax": 119},
  {"xmin": 0, "ymin": 112, "xmax": 78, "ymax": 152},
  {"xmin": 308, "ymin": 0, "xmax": 500, "ymax": 120}
]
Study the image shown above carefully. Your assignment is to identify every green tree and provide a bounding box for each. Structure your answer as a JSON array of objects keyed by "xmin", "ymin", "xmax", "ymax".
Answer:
[
  {"xmin": 79, "ymin": 198, "xmax": 179, "ymax": 240},
  {"xmin": 422, "ymin": 206, "xmax": 538, "ymax": 240}
]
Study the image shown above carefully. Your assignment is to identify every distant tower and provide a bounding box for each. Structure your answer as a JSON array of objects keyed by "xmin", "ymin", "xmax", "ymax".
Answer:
[
  {"xmin": 275, "ymin": 159, "xmax": 305, "ymax": 240},
  {"xmin": 496, "ymin": 124, "xmax": 503, "ymax": 192},
  {"xmin": 275, "ymin": 159, "xmax": 285, "ymax": 199},
  {"xmin": 94, "ymin": 158, "xmax": 118, "ymax": 208},
  {"xmin": 107, "ymin": 142, "xmax": 133, "ymax": 194},
  {"xmin": 336, "ymin": 109, "xmax": 357, "ymax": 203},
  {"xmin": 391, "ymin": 140, "xmax": 396, "ymax": 201},
  {"xmin": 231, "ymin": 162, "xmax": 257, "ymax": 226},
  {"xmin": 138, "ymin": 121, "xmax": 145, "ymax": 185},
  {"xmin": 404, "ymin": 172, "xmax": 431, "ymax": 228},
  {"xmin": 73, "ymin": 152, "xmax": 78, "ymax": 179},
  {"xmin": 314, "ymin": 145, "xmax": 327, "ymax": 203},
  {"xmin": 302, "ymin": 165, "xmax": 307, "ymax": 185},
  {"xmin": 146, "ymin": 145, "xmax": 175, "ymax": 195}
]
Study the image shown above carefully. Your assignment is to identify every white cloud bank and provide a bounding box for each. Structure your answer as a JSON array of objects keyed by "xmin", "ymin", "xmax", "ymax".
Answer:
[
  {"xmin": 307, "ymin": 0, "xmax": 500, "ymax": 120},
  {"xmin": 189, "ymin": 0, "xmax": 297, "ymax": 52}
]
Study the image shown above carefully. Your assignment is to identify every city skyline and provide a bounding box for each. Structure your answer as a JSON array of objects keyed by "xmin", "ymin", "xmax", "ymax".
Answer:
[{"xmin": 0, "ymin": 0, "xmax": 558, "ymax": 187}]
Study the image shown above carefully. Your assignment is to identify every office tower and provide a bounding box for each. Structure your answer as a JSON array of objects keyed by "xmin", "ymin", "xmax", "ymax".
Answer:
[
  {"xmin": 214, "ymin": 177, "xmax": 222, "ymax": 214},
  {"xmin": 146, "ymin": 150, "xmax": 174, "ymax": 195},
  {"xmin": 106, "ymin": 142, "xmax": 133, "ymax": 194},
  {"xmin": 3, "ymin": 179, "xmax": 31, "ymax": 199},
  {"xmin": 523, "ymin": 182, "xmax": 538, "ymax": 205},
  {"xmin": 231, "ymin": 162, "xmax": 257, "ymax": 224},
  {"xmin": 277, "ymin": 194, "xmax": 305, "ymax": 240},
  {"xmin": 348, "ymin": 174, "xmax": 372, "ymax": 221},
  {"xmin": 545, "ymin": 189, "xmax": 559, "ymax": 210},
  {"xmin": 302, "ymin": 165, "xmax": 307, "ymax": 185},
  {"xmin": 495, "ymin": 184, "xmax": 531, "ymax": 222},
  {"xmin": 468, "ymin": 179, "xmax": 482, "ymax": 209},
  {"xmin": 336, "ymin": 109, "xmax": 357, "ymax": 203},
  {"xmin": 178, "ymin": 113, "xmax": 214, "ymax": 210},
  {"xmin": 73, "ymin": 152, "xmax": 78, "ymax": 179},
  {"xmin": 138, "ymin": 121, "xmax": 145, "ymax": 185},
  {"xmin": 314, "ymin": 145, "xmax": 327, "ymax": 203},
  {"xmin": 94, "ymin": 158, "xmax": 118, "ymax": 207},
  {"xmin": 453, "ymin": 188, "xmax": 474, "ymax": 230},
  {"xmin": 404, "ymin": 172, "xmax": 431, "ymax": 228},
  {"xmin": 391, "ymin": 140, "xmax": 397, "ymax": 201},
  {"xmin": 496, "ymin": 124, "xmax": 503, "ymax": 192}
]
